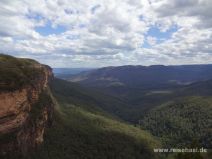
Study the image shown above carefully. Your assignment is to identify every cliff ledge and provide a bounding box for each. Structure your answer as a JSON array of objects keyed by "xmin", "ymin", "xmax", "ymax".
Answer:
[{"xmin": 0, "ymin": 54, "xmax": 54, "ymax": 157}]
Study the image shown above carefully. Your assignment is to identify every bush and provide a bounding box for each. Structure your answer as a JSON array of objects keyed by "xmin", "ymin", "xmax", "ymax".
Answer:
[{"xmin": 0, "ymin": 54, "xmax": 43, "ymax": 91}]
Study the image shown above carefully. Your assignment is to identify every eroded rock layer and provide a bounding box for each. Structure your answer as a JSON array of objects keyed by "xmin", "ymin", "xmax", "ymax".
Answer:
[{"xmin": 0, "ymin": 55, "xmax": 54, "ymax": 157}]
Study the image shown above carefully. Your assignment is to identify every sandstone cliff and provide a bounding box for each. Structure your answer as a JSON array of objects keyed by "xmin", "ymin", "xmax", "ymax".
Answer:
[{"xmin": 0, "ymin": 54, "xmax": 54, "ymax": 157}]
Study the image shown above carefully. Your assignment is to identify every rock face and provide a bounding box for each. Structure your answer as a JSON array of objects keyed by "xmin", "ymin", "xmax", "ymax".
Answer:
[{"xmin": 0, "ymin": 55, "xmax": 54, "ymax": 157}]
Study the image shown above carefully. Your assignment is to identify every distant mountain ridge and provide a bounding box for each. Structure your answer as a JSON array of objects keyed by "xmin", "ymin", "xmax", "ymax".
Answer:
[
  {"xmin": 68, "ymin": 64, "xmax": 212, "ymax": 89},
  {"xmin": 53, "ymin": 68, "xmax": 95, "ymax": 79}
]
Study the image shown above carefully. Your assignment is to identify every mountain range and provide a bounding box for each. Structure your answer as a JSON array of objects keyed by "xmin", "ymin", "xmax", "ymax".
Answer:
[{"xmin": 0, "ymin": 54, "xmax": 211, "ymax": 159}]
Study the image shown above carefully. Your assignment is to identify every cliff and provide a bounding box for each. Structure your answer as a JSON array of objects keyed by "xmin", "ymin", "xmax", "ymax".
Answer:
[{"xmin": 0, "ymin": 54, "xmax": 54, "ymax": 157}]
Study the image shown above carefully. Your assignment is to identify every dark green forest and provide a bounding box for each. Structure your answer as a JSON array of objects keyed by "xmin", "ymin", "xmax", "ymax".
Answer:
[
  {"xmin": 29, "ymin": 78, "xmax": 160, "ymax": 159},
  {"xmin": 140, "ymin": 96, "xmax": 212, "ymax": 148}
]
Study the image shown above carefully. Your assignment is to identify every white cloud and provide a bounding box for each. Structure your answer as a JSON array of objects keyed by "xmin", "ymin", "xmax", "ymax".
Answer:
[
  {"xmin": 0, "ymin": 0, "xmax": 211, "ymax": 67},
  {"xmin": 147, "ymin": 36, "xmax": 157, "ymax": 46}
]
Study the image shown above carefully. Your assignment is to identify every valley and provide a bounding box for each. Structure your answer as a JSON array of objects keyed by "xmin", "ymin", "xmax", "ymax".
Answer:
[
  {"xmin": 55, "ymin": 65, "xmax": 212, "ymax": 158},
  {"xmin": 0, "ymin": 54, "xmax": 211, "ymax": 159},
  {"xmin": 1, "ymin": 1, "xmax": 212, "ymax": 159}
]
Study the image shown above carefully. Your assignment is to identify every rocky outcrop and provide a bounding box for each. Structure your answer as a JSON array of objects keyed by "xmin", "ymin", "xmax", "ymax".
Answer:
[{"xmin": 0, "ymin": 61, "xmax": 54, "ymax": 157}]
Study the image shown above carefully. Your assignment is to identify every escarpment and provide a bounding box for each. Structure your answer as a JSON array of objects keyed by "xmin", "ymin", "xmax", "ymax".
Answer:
[{"xmin": 0, "ymin": 54, "xmax": 54, "ymax": 157}]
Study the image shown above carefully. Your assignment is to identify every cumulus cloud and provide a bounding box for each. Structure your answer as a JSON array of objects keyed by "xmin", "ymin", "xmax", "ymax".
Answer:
[
  {"xmin": 0, "ymin": 0, "xmax": 211, "ymax": 67},
  {"xmin": 147, "ymin": 36, "xmax": 157, "ymax": 46}
]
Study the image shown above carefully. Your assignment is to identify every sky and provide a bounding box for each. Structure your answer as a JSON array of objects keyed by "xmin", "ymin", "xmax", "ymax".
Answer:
[{"xmin": 0, "ymin": 0, "xmax": 212, "ymax": 67}]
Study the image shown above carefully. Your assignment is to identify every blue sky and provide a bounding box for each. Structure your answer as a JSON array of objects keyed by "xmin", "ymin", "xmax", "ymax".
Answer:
[
  {"xmin": 35, "ymin": 22, "xmax": 66, "ymax": 36},
  {"xmin": 0, "ymin": 0, "xmax": 211, "ymax": 67},
  {"xmin": 148, "ymin": 26, "xmax": 178, "ymax": 40},
  {"xmin": 143, "ymin": 26, "xmax": 178, "ymax": 48}
]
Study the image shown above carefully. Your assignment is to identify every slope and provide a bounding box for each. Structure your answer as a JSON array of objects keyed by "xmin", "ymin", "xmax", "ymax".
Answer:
[
  {"xmin": 50, "ymin": 78, "xmax": 137, "ymax": 121},
  {"xmin": 29, "ymin": 78, "xmax": 160, "ymax": 159},
  {"xmin": 66, "ymin": 64, "xmax": 212, "ymax": 124},
  {"xmin": 140, "ymin": 96, "xmax": 212, "ymax": 148}
]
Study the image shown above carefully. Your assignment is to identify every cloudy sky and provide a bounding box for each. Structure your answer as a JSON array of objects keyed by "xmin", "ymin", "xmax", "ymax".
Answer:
[{"xmin": 0, "ymin": 0, "xmax": 212, "ymax": 67}]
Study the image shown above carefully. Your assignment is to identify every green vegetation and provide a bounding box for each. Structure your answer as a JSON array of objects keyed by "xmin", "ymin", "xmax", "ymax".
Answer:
[
  {"xmin": 30, "ymin": 88, "xmax": 53, "ymax": 122},
  {"xmin": 140, "ymin": 96, "xmax": 212, "ymax": 148},
  {"xmin": 1, "ymin": 54, "xmax": 211, "ymax": 158},
  {"xmin": 51, "ymin": 78, "xmax": 135, "ymax": 121},
  {"xmin": 29, "ymin": 78, "xmax": 160, "ymax": 159},
  {"xmin": 0, "ymin": 54, "xmax": 43, "ymax": 91}
]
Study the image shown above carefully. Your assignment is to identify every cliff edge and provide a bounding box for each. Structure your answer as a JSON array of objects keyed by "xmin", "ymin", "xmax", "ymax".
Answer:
[{"xmin": 0, "ymin": 54, "xmax": 54, "ymax": 157}]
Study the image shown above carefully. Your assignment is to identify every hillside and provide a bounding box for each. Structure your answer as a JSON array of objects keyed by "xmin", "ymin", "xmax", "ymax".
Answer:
[
  {"xmin": 66, "ymin": 64, "xmax": 212, "ymax": 158},
  {"xmin": 50, "ymin": 78, "xmax": 132, "ymax": 120},
  {"xmin": 140, "ymin": 96, "xmax": 212, "ymax": 148},
  {"xmin": 66, "ymin": 65, "xmax": 212, "ymax": 124},
  {"xmin": 42, "ymin": 78, "xmax": 211, "ymax": 159},
  {"xmin": 29, "ymin": 78, "xmax": 160, "ymax": 159}
]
